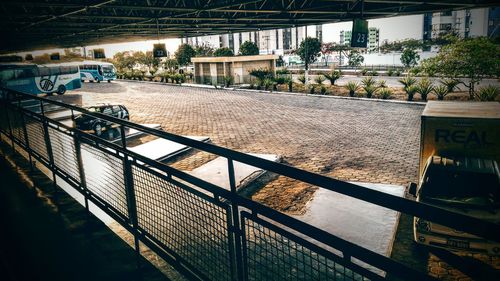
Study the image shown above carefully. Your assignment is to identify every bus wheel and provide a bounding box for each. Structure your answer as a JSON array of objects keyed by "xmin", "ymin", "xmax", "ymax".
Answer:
[
  {"xmin": 93, "ymin": 123, "xmax": 103, "ymax": 137},
  {"xmin": 96, "ymin": 78, "xmax": 100, "ymax": 83},
  {"xmin": 57, "ymin": 85, "xmax": 66, "ymax": 95},
  {"xmin": 108, "ymin": 80, "xmax": 111, "ymax": 83}
]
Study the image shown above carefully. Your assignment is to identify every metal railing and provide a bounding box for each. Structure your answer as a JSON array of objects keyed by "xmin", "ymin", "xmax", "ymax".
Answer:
[{"xmin": 1, "ymin": 87, "xmax": 499, "ymax": 281}]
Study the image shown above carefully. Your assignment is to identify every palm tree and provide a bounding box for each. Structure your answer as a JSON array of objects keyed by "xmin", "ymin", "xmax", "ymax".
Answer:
[
  {"xmin": 417, "ymin": 78, "xmax": 434, "ymax": 101},
  {"xmin": 314, "ymin": 75, "xmax": 326, "ymax": 85},
  {"xmin": 432, "ymin": 85, "xmax": 449, "ymax": 101},
  {"xmin": 398, "ymin": 75, "xmax": 417, "ymax": 90},
  {"xmin": 405, "ymin": 85, "xmax": 419, "ymax": 101},
  {"xmin": 322, "ymin": 70, "xmax": 342, "ymax": 86},
  {"xmin": 361, "ymin": 76, "xmax": 376, "ymax": 87},
  {"xmin": 344, "ymin": 81, "xmax": 360, "ymax": 97}
]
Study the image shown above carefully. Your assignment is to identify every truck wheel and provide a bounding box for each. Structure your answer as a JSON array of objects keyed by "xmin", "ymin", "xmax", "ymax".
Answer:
[
  {"xmin": 57, "ymin": 85, "xmax": 66, "ymax": 95},
  {"xmin": 93, "ymin": 123, "xmax": 103, "ymax": 137}
]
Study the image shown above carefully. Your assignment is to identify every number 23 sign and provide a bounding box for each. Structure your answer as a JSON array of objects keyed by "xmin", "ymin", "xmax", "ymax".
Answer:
[{"xmin": 351, "ymin": 19, "xmax": 368, "ymax": 48}]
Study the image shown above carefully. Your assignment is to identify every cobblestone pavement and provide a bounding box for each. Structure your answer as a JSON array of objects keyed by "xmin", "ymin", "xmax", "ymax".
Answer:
[
  {"xmin": 77, "ymin": 81, "xmax": 422, "ymax": 212},
  {"xmin": 74, "ymin": 81, "xmax": 498, "ymax": 280}
]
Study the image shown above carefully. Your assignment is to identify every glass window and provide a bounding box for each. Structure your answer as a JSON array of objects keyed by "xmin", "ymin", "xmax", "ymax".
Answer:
[
  {"xmin": 38, "ymin": 67, "xmax": 50, "ymax": 76},
  {"xmin": 112, "ymin": 105, "xmax": 120, "ymax": 112},
  {"xmin": 49, "ymin": 67, "xmax": 61, "ymax": 76},
  {"xmin": 0, "ymin": 70, "xmax": 15, "ymax": 82},
  {"xmin": 102, "ymin": 107, "xmax": 112, "ymax": 115},
  {"xmin": 15, "ymin": 67, "xmax": 37, "ymax": 79}
]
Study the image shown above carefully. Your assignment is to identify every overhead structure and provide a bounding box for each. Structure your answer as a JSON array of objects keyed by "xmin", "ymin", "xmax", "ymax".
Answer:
[{"xmin": 0, "ymin": 0, "xmax": 497, "ymax": 53}]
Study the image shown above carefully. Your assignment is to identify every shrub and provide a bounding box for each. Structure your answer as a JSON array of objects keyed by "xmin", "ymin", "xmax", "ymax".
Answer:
[
  {"xmin": 223, "ymin": 76, "xmax": 233, "ymax": 87},
  {"xmin": 475, "ymin": 85, "xmax": 499, "ymax": 101},
  {"xmin": 276, "ymin": 69, "xmax": 290, "ymax": 76},
  {"xmin": 440, "ymin": 78, "xmax": 460, "ymax": 93},
  {"xmin": 214, "ymin": 47, "xmax": 234, "ymax": 57},
  {"xmin": 409, "ymin": 66, "xmax": 421, "ymax": 76},
  {"xmin": 314, "ymin": 75, "xmax": 326, "ymax": 85},
  {"xmin": 405, "ymin": 85, "xmax": 419, "ymax": 101},
  {"xmin": 297, "ymin": 74, "xmax": 307, "ymax": 84},
  {"xmin": 287, "ymin": 79, "xmax": 293, "ymax": 92},
  {"xmin": 398, "ymin": 75, "xmax": 417, "ymax": 90},
  {"xmin": 238, "ymin": 41, "xmax": 259, "ymax": 56},
  {"xmin": 250, "ymin": 68, "xmax": 273, "ymax": 86},
  {"xmin": 361, "ymin": 76, "xmax": 376, "ymax": 87},
  {"xmin": 369, "ymin": 70, "xmax": 378, "ymax": 76},
  {"xmin": 320, "ymin": 85, "xmax": 327, "ymax": 95},
  {"xmin": 361, "ymin": 68, "xmax": 368, "ymax": 76},
  {"xmin": 433, "ymin": 85, "xmax": 449, "ymax": 101},
  {"xmin": 417, "ymin": 78, "xmax": 434, "ymax": 101},
  {"xmin": 378, "ymin": 80, "xmax": 387, "ymax": 88},
  {"xmin": 394, "ymin": 70, "xmax": 401, "ymax": 76},
  {"xmin": 363, "ymin": 85, "xmax": 378, "ymax": 98},
  {"xmin": 378, "ymin": 88, "xmax": 393, "ymax": 99},
  {"xmin": 387, "ymin": 69, "xmax": 394, "ymax": 76},
  {"xmin": 263, "ymin": 78, "xmax": 275, "ymax": 91},
  {"xmin": 344, "ymin": 81, "xmax": 361, "ymax": 97},
  {"xmin": 322, "ymin": 70, "xmax": 342, "ymax": 85},
  {"xmin": 309, "ymin": 85, "xmax": 315, "ymax": 95}
]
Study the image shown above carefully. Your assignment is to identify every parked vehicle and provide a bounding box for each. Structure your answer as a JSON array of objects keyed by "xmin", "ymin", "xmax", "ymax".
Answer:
[
  {"xmin": 409, "ymin": 101, "xmax": 500, "ymax": 254},
  {"xmin": 74, "ymin": 60, "xmax": 117, "ymax": 83},
  {"xmin": 74, "ymin": 104, "xmax": 129, "ymax": 136},
  {"xmin": 0, "ymin": 62, "xmax": 81, "ymax": 95}
]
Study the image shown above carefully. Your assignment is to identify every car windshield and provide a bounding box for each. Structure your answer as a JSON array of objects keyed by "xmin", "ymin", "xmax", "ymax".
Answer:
[
  {"xmin": 420, "ymin": 169, "xmax": 500, "ymax": 208},
  {"xmin": 87, "ymin": 107, "xmax": 103, "ymax": 113}
]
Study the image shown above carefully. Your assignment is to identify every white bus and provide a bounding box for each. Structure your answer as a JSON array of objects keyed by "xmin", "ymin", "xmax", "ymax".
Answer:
[
  {"xmin": 77, "ymin": 60, "xmax": 117, "ymax": 83},
  {"xmin": 0, "ymin": 63, "xmax": 81, "ymax": 95}
]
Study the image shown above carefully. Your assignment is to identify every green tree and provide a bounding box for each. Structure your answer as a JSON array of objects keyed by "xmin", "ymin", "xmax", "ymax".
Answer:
[
  {"xmin": 420, "ymin": 37, "xmax": 500, "ymax": 99},
  {"xmin": 347, "ymin": 50, "xmax": 364, "ymax": 70},
  {"xmin": 113, "ymin": 51, "xmax": 135, "ymax": 71},
  {"xmin": 239, "ymin": 41, "xmax": 259, "ymax": 56},
  {"xmin": 175, "ymin": 43, "xmax": 196, "ymax": 66},
  {"xmin": 400, "ymin": 48, "xmax": 420, "ymax": 69},
  {"xmin": 194, "ymin": 43, "xmax": 214, "ymax": 57},
  {"xmin": 214, "ymin": 47, "xmax": 234, "ymax": 57},
  {"xmin": 297, "ymin": 37, "xmax": 321, "ymax": 70}
]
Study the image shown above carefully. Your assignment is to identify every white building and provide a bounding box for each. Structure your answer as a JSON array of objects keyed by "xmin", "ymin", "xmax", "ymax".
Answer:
[
  {"xmin": 181, "ymin": 25, "xmax": 323, "ymax": 56},
  {"xmin": 427, "ymin": 8, "xmax": 493, "ymax": 39}
]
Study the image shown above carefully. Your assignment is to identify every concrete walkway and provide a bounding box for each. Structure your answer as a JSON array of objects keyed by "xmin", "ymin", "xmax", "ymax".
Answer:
[{"xmin": 0, "ymin": 144, "xmax": 169, "ymax": 281}]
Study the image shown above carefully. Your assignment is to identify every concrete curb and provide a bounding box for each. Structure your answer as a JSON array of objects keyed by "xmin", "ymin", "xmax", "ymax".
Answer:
[{"xmin": 116, "ymin": 79, "xmax": 427, "ymax": 106}]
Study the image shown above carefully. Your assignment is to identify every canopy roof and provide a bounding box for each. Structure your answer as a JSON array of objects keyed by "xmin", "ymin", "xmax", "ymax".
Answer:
[{"xmin": 0, "ymin": 0, "xmax": 497, "ymax": 53}]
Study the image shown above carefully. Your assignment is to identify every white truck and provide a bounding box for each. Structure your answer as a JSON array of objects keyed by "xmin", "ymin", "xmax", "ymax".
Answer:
[{"xmin": 409, "ymin": 101, "xmax": 500, "ymax": 255}]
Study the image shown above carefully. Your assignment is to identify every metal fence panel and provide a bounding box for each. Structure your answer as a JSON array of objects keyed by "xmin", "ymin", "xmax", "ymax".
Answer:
[
  {"xmin": 48, "ymin": 126, "xmax": 80, "ymax": 184},
  {"xmin": 81, "ymin": 143, "xmax": 129, "ymax": 221},
  {"xmin": 242, "ymin": 212, "xmax": 370, "ymax": 281},
  {"xmin": 25, "ymin": 115, "xmax": 49, "ymax": 162},
  {"xmin": 131, "ymin": 164, "xmax": 233, "ymax": 281},
  {"xmin": 7, "ymin": 107, "xmax": 26, "ymax": 146}
]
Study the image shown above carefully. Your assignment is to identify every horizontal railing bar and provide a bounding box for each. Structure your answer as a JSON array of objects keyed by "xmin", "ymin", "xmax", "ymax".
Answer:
[{"xmin": 4, "ymin": 88, "xmax": 500, "ymax": 243}]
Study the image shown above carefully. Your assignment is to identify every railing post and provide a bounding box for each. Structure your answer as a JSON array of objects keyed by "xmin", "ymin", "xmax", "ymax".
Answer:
[
  {"xmin": 121, "ymin": 124, "xmax": 141, "ymax": 269},
  {"xmin": 74, "ymin": 132, "xmax": 90, "ymax": 218},
  {"xmin": 40, "ymin": 100, "xmax": 58, "ymax": 195},
  {"xmin": 19, "ymin": 109, "xmax": 34, "ymax": 173},
  {"xmin": 227, "ymin": 158, "xmax": 245, "ymax": 281}
]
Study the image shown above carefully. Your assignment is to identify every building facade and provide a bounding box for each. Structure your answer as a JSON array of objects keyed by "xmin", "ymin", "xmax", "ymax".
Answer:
[
  {"xmin": 340, "ymin": 28, "xmax": 380, "ymax": 53},
  {"xmin": 425, "ymin": 7, "xmax": 497, "ymax": 39},
  {"xmin": 181, "ymin": 25, "xmax": 323, "ymax": 56}
]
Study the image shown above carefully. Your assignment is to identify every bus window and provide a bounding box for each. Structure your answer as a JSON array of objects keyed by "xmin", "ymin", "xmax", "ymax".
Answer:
[
  {"xmin": 15, "ymin": 67, "xmax": 37, "ymax": 79},
  {"xmin": 38, "ymin": 67, "xmax": 50, "ymax": 76},
  {"xmin": 0, "ymin": 69, "xmax": 15, "ymax": 82},
  {"xmin": 49, "ymin": 67, "xmax": 61, "ymax": 76}
]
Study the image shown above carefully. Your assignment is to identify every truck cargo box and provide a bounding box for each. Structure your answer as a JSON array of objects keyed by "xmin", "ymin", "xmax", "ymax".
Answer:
[{"xmin": 420, "ymin": 101, "xmax": 500, "ymax": 176}]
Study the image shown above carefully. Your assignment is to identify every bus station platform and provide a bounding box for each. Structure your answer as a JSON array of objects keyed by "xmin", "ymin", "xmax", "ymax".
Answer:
[{"xmin": 0, "ymin": 143, "xmax": 172, "ymax": 281}]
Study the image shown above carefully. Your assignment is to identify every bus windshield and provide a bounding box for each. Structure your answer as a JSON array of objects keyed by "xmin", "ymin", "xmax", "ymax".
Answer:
[
  {"xmin": 102, "ymin": 65, "xmax": 115, "ymax": 73},
  {"xmin": 420, "ymin": 170, "xmax": 500, "ymax": 208}
]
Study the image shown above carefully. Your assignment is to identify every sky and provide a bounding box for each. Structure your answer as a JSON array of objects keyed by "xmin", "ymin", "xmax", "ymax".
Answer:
[{"xmin": 14, "ymin": 14, "xmax": 424, "ymax": 58}]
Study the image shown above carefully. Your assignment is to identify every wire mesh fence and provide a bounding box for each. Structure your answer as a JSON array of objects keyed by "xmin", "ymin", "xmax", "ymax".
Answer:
[{"xmin": 3, "ymin": 88, "xmax": 493, "ymax": 281}]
